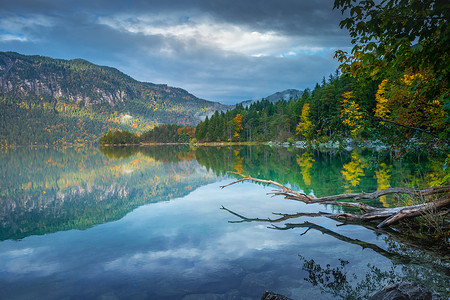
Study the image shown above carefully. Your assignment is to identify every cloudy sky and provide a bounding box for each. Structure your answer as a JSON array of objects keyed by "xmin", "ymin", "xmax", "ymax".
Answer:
[{"xmin": 0, "ymin": 0, "xmax": 351, "ymax": 104}]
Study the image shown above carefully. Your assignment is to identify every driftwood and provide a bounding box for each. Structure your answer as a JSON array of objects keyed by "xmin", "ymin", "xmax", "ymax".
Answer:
[{"xmin": 220, "ymin": 172, "xmax": 450, "ymax": 229}]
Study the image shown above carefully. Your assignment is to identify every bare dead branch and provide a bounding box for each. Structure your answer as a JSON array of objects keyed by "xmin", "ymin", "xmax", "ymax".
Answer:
[
  {"xmin": 220, "ymin": 205, "xmax": 328, "ymax": 223},
  {"xmin": 376, "ymin": 196, "xmax": 450, "ymax": 228},
  {"xmin": 223, "ymin": 173, "xmax": 450, "ymax": 204},
  {"xmin": 221, "ymin": 172, "xmax": 311, "ymax": 200},
  {"xmin": 221, "ymin": 172, "xmax": 450, "ymax": 229}
]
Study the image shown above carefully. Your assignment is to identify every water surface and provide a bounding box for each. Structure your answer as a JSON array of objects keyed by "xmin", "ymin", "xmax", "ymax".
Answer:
[{"xmin": 0, "ymin": 145, "xmax": 448, "ymax": 299}]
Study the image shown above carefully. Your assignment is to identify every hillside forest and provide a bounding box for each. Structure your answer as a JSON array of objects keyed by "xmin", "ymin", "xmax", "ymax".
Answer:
[{"xmin": 0, "ymin": 52, "xmax": 229, "ymax": 147}]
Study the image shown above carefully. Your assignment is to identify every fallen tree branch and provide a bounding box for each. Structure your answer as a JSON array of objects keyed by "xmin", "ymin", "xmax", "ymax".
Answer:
[
  {"xmin": 220, "ymin": 205, "xmax": 329, "ymax": 223},
  {"xmin": 221, "ymin": 171, "xmax": 310, "ymax": 200},
  {"xmin": 221, "ymin": 173, "xmax": 450, "ymax": 228}
]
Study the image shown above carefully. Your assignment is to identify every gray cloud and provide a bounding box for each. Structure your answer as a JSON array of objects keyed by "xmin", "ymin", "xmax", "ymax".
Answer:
[{"xmin": 0, "ymin": 0, "xmax": 351, "ymax": 104}]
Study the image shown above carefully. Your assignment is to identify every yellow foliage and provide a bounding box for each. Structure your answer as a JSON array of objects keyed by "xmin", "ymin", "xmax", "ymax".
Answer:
[
  {"xmin": 342, "ymin": 152, "xmax": 365, "ymax": 191},
  {"xmin": 375, "ymin": 163, "xmax": 392, "ymax": 207},
  {"xmin": 233, "ymin": 114, "xmax": 243, "ymax": 141},
  {"xmin": 375, "ymin": 70, "xmax": 447, "ymax": 132},
  {"xmin": 234, "ymin": 157, "xmax": 244, "ymax": 174},
  {"xmin": 296, "ymin": 103, "xmax": 313, "ymax": 139},
  {"xmin": 402, "ymin": 72, "xmax": 424, "ymax": 85},
  {"xmin": 233, "ymin": 131, "xmax": 240, "ymax": 141},
  {"xmin": 296, "ymin": 152, "xmax": 315, "ymax": 186},
  {"xmin": 233, "ymin": 149, "xmax": 244, "ymax": 174},
  {"xmin": 340, "ymin": 92, "xmax": 363, "ymax": 136},
  {"xmin": 375, "ymin": 79, "xmax": 390, "ymax": 120}
]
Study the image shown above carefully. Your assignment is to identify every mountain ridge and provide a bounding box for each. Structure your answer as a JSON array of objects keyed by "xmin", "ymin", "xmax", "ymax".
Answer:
[
  {"xmin": 239, "ymin": 89, "xmax": 303, "ymax": 107},
  {"xmin": 0, "ymin": 51, "xmax": 230, "ymax": 146},
  {"xmin": 0, "ymin": 51, "xmax": 227, "ymax": 109}
]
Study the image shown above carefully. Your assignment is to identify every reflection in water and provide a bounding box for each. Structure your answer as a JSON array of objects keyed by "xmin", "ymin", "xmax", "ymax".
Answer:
[
  {"xmin": 375, "ymin": 162, "xmax": 393, "ymax": 207},
  {"xmin": 341, "ymin": 152, "xmax": 365, "ymax": 192},
  {"xmin": 1, "ymin": 145, "xmax": 447, "ymax": 241},
  {"xmin": 0, "ymin": 147, "xmax": 218, "ymax": 240},
  {"xmin": 296, "ymin": 151, "xmax": 315, "ymax": 186},
  {"xmin": 299, "ymin": 255, "xmax": 394, "ymax": 299},
  {"xmin": 299, "ymin": 248, "xmax": 449, "ymax": 299},
  {"xmin": 0, "ymin": 145, "xmax": 448, "ymax": 299},
  {"xmin": 224, "ymin": 206, "xmax": 450, "ymax": 297},
  {"xmin": 233, "ymin": 148, "xmax": 244, "ymax": 174}
]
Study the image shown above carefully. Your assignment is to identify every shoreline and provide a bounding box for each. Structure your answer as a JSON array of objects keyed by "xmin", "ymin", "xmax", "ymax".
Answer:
[{"xmin": 101, "ymin": 141, "xmax": 264, "ymax": 147}]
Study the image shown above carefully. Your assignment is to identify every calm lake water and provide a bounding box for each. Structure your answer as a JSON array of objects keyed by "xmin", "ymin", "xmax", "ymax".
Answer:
[{"xmin": 0, "ymin": 145, "xmax": 448, "ymax": 299}]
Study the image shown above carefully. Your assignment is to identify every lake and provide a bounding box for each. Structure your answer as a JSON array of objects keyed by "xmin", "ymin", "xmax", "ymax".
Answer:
[{"xmin": 0, "ymin": 145, "xmax": 448, "ymax": 299}]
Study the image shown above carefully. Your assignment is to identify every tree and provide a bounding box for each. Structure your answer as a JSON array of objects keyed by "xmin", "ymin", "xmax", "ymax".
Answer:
[
  {"xmin": 340, "ymin": 91, "xmax": 363, "ymax": 137},
  {"xmin": 296, "ymin": 103, "xmax": 314, "ymax": 141},
  {"xmin": 374, "ymin": 71, "xmax": 447, "ymax": 136},
  {"xmin": 334, "ymin": 0, "xmax": 449, "ymax": 139},
  {"xmin": 233, "ymin": 113, "xmax": 243, "ymax": 142}
]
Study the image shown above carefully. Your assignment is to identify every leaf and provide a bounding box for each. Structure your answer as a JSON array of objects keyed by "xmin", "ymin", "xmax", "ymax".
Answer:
[{"xmin": 411, "ymin": 44, "xmax": 423, "ymax": 54}]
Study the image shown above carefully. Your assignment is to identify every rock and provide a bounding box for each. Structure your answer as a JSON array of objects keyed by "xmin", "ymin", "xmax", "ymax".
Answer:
[
  {"xmin": 369, "ymin": 282, "xmax": 441, "ymax": 300},
  {"xmin": 261, "ymin": 291, "xmax": 293, "ymax": 300}
]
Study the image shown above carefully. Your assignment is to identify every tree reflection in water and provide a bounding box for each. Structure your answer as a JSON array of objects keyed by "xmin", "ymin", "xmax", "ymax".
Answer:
[
  {"xmin": 299, "ymin": 255, "xmax": 398, "ymax": 299},
  {"xmin": 221, "ymin": 206, "xmax": 449, "ymax": 298}
]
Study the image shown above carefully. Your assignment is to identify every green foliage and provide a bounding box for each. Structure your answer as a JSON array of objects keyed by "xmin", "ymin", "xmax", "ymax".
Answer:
[
  {"xmin": 334, "ymin": 0, "xmax": 449, "ymax": 138},
  {"xmin": 140, "ymin": 124, "xmax": 195, "ymax": 143},
  {"xmin": 99, "ymin": 124, "xmax": 195, "ymax": 145},
  {"xmin": 100, "ymin": 130, "xmax": 138, "ymax": 145},
  {"xmin": 334, "ymin": 0, "xmax": 449, "ymax": 79},
  {"xmin": 98, "ymin": 65, "xmax": 448, "ymax": 151}
]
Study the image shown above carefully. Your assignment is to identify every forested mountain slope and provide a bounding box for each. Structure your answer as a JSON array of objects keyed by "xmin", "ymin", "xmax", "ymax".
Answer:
[{"xmin": 0, "ymin": 52, "xmax": 230, "ymax": 146}]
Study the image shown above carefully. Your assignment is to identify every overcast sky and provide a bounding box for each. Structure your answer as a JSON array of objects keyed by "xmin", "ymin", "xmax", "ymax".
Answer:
[{"xmin": 0, "ymin": 0, "xmax": 351, "ymax": 104}]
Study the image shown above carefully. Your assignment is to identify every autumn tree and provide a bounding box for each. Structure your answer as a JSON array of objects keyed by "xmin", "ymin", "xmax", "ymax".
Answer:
[
  {"xmin": 233, "ymin": 113, "xmax": 243, "ymax": 142},
  {"xmin": 296, "ymin": 103, "xmax": 314, "ymax": 141},
  {"xmin": 374, "ymin": 71, "xmax": 447, "ymax": 137},
  {"xmin": 340, "ymin": 91, "xmax": 363, "ymax": 137},
  {"xmin": 334, "ymin": 0, "xmax": 449, "ymax": 141}
]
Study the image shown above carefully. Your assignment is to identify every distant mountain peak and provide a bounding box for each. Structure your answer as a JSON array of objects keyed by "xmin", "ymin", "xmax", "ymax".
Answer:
[{"xmin": 239, "ymin": 89, "xmax": 303, "ymax": 107}]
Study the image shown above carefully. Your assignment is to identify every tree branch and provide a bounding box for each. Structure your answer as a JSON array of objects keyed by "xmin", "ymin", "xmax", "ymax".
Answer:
[
  {"xmin": 220, "ymin": 205, "xmax": 328, "ymax": 223},
  {"xmin": 221, "ymin": 173, "xmax": 450, "ymax": 228}
]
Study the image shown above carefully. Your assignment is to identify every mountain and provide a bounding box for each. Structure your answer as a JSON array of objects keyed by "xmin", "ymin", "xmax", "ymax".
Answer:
[
  {"xmin": 0, "ymin": 52, "xmax": 230, "ymax": 146},
  {"xmin": 239, "ymin": 89, "xmax": 303, "ymax": 107}
]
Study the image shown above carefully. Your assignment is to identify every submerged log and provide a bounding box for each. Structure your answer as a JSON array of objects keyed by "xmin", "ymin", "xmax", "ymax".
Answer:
[{"xmin": 221, "ymin": 172, "xmax": 450, "ymax": 229}]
